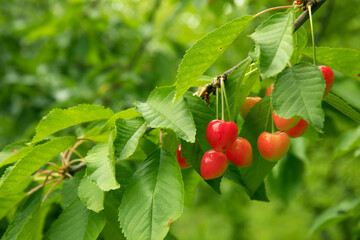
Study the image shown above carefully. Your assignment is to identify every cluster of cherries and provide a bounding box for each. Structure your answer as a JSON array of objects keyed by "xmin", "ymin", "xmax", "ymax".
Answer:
[{"xmin": 176, "ymin": 65, "xmax": 334, "ymax": 180}]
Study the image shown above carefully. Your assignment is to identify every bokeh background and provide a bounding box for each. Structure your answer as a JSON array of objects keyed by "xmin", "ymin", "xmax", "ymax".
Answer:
[{"xmin": 1, "ymin": 0, "xmax": 360, "ymax": 239}]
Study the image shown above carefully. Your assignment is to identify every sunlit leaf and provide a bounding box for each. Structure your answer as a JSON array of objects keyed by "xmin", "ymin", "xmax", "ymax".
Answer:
[
  {"xmin": 0, "ymin": 137, "xmax": 76, "ymax": 198},
  {"xmin": 32, "ymin": 104, "xmax": 114, "ymax": 143},
  {"xmin": 175, "ymin": 15, "xmax": 254, "ymax": 101},
  {"xmin": 78, "ymin": 176, "xmax": 104, "ymax": 213},
  {"xmin": 250, "ymin": 10, "xmax": 294, "ymax": 78},
  {"xmin": 136, "ymin": 86, "xmax": 196, "ymax": 143},
  {"xmin": 119, "ymin": 149, "xmax": 184, "ymax": 240},
  {"xmin": 272, "ymin": 62, "xmax": 325, "ymax": 131}
]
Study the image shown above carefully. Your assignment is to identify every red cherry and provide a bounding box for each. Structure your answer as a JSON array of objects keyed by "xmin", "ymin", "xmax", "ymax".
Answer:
[
  {"xmin": 240, "ymin": 97, "xmax": 261, "ymax": 119},
  {"xmin": 265, "ymin": 83, "xmax": 274, "ymax": 96},
  {"xmin": 257, "ymin": 131, "xmax": 290, "ymax": 161},
  {"xmin": 318, "ymin": 65, "xmax": 334, "ymax": 97},
  {"xmin": 206, "ymin": 120, "xmax": 238, "ymax": 152},
  {"xmin": 273, "ymin": 112, "xmax": 300, "ymax": 131},
  {"xmin": 201, "ymin": 150, "xmax": 228, "ymax": 179},
  {"xmin": 285, "ymin": 119, "xmax": 309, "ymax": 138},
  {"xmin": 176, "ymin": 144, "xmax": 191, "ymax": 169},
  {"xmin": 225, "ymin": 137, "xmax": 253, "ymax": 167}
]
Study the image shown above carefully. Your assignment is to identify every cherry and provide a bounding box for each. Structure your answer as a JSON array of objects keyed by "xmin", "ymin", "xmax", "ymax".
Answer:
[
  {"xmin": 206, "ymin": 120, "xmax": 238, "ymax": 152},
  {"xmin": 201, "ymin": 150, "xmax": 228, "ymax": 179},
  {"xmin": 225, "ymin": 137, "xmax": 253, "ymax": 167},
  {"xmin": 318, "ymin": 65, "xmax": 334, "ymax": 97},
  {"xmin": 272, "ymin": 112, "xmax": 300, "ymax": 131},
  {"xmin": 285, "ymin": 119, "xmax": 309, "ymax": 138},
  {"xmin": 240, "ymin": 97, "xmax": 261, "ymax": 118},
  {"xmin": 265, "ymin": 83, "xmax": 274, "ymax": 96},
  {"xmin": 257, "ymin": 131, "xmax": 290, "ymax": 161},
  {"xmin": 176, "ymin": 144, "xmax": 191, "ymax": 169}
]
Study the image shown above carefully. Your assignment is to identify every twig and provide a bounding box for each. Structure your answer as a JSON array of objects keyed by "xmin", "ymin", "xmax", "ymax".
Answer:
[
  {"xmin": 42, "ymin": 177, "xmax": 63, "ymax": 203},
  {"xmin": 294, "ymin": 0, "xmax": 327, "ymax": 32}
]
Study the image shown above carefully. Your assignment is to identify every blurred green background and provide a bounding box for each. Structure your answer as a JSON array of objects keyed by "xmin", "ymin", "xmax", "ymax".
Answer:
[{"xmin": 1, "ymin": 0, "xmax": 359, "ymax": 239}]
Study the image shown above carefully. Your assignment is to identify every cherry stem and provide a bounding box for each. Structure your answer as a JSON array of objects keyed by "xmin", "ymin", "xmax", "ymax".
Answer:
[
  {"xmin": 221, "ymin": 78, "xmax": 224, "ymax": 121},
  {"xmin": 216, "ymin": 88, "xmax": 219, "ymax": 119},
  {"xmin": 42, "ymin": 177, "xmax": 63, "ymax": 203},
  {"xmin": 308, "ymin": 4, "xmax": 316, "ymax": 65},
  {"xmin": 159, "ymin": 129, "xmax": 163, "ymax": 147},
  {"xmin": 221, "ymin": 77, "xmax": 232, "ymax": 121},
  {"xmin": 254, "ymin": 5, "xmax": 294, "ymax": 17},
  {"xmin": 269, "ymin": 79, "xmax": 275, "ymax": 134},
  {"xmin": 26, "ymin": 179, "xmax": 59, "ymax": 195}
]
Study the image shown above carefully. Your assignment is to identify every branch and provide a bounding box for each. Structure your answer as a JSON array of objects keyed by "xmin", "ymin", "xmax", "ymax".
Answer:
[
  {"xmin": 68, "ymin": 161, "xmax": 86, "ymax": 175},
  {"xmin": 294, "ymin": 0, "xmax": 327, "ymax": 32},
  {"xmin": 198, "ymin": 0, "xmax": 327, "ymax": 100}
]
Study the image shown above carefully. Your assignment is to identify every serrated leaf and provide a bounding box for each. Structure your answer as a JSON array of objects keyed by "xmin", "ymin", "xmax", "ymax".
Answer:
[
  {"xmin": 136, "ymin": 86, "xmax": 196, "ymax": 143},
  {"xmin": 48, "ymin": 199, "xmax": 106, "ymax": 240},
  {"xmin": 102, "ymin": 108, "xmax": 140, "ymax": 132},
  {"xmin": 62, "ymin": 171, "xmax": 83, "ymax": 208},
  {"xmin": 0, "ymin": 145, "xmax": 34, "ymax": 168},
  {"xmin": 308, "ymin": 198, "xmax": 360, "ymax": 236},
  {"xmin": 78, "ymin": 176, "xmax": 104, "ymax": 213},
  {"xmin": 113, "ymin": 117, "xmax": 146, "ymax": 160},
  {"xmin": 325, "ymin": 92, "xmax": 360, "ymax": 124},
  {"xmin": 174, "ymin": 15, "xmax": 254, "ymax": 101},
  {"xmin": 225, "ymin": 61, "xmax": 259, "ymax": 121},
  {"xmin": 273, "ymin": 62, "xmax": 325, "ymax": 131},
  {"xmin": 302, "ymin": 47, "xmax": 360, "ymax": 81},
  {"xmin": 250, "ymin": 10, "xmax": 294, "ymax": 78},
  {"xmin": 32, "ymin": 104, "xmax": 114, "ymax": 143},
  {"xmin": 1, "ymin": 190, "xmax": 42, "ymax": 240},
  {"xmin": 0, "ymin": 137, "xmax": 76, "ymax": 198},
  {"xmin": 85, "ymin": 142, "xmax": 119, "ymax": 191},
  {"xmin": 238, "ymin": 96, "xmax": 274, "ymax": 200},
  {"xmin": 119, "ymin": 149, "xmax": 184, "ymax": 240}
]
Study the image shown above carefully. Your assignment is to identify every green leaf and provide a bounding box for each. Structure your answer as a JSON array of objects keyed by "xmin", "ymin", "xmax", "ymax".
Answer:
[
  {"xmin": 119, "ymin": 149, "xmax": 184, "ymax": 240},
  {"xmin": 302, "ymin": 47, "xmax": 360, "ymax": 81},
  {"xmin": 238, "ymin": 96, "xmax": 274, "ymax": 200},
  {"xmin": 78, "ymin": 176, "xmax": 104, "ymax": 213},
  {"xmin": 273, "ymin": 62, "xmax": 325, "ymax": 131},
  {"xmin": 113, "ymin": 117, "xmax": 146, "ymax": 160},
  {"xmin": 0, "ymin": 145, "xmax": 34, "ymax": 168},
  {"xmin": 324, "ymin": 92, "xmax": 360, "ymax": 124},
  {"xmin": 136, "ymin": 86, "xmax": 196, "ymax": 143},
  {"xmin": 290, "ymin": 26, "xmax": 307, "ymax": 64},
  {"xmin": 308, "ymin": 198, "xmax": 360, "ymax": 236},
  {"xmin": 85, "ymin": 142, "xmax": 119, "ymax": 191},
  {"xmin": 174, "ymin": 15, "xmax": 254, "ymax": 101},
  {"xmin": 333, "ymin": 126, "xmax": 360, "ymax": 158},
  {"xmin": 0, "ymin": 137, "xmax": 76, "ymax": 198},
  {"xmin": 1, "ymin": 190, "xmax": 42, "ymax": 240},
  {"xmin": 48, "ymin": 199, "xmax": 106, "ymax": 240},
  {"xmin": 62, "ymin": 171, "xmax": 83, "ymax": 208},
  {"xmin": 250, "ymin": 10, "xmax": 294, "ymax": 79},
  {"xmin": 182, "ymin": 168, "xmax": 201, "ymax": 208},
  {"xmin": 224, "ymin": 58, "xmax": 252, "ymax": 121},
  {"xmin": 102, "ymin": 108, "xmax": 140, "ymax": 132},
  {"xmin": 32, "ymin": 104, "xmax": 114, "ymax": 143},
  {"xmin": 225, "ymin": 62, "xmax": 260, "ymax": 121}
]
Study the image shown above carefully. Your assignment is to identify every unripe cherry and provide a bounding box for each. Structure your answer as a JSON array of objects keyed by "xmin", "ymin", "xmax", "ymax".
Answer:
[
  {"xmin": 240, "ymin": 97, "xmax": 261, "ymax": 119},
  {"xmin": 273, "ymin": 112, "xmax": 300, "ymax": 131},
  {"xmin": 257, "ymin": 131, "xmax": 290, "ymax": 161},
  {"xmin": 285, "ymin": 119, "xmax": 309, "ymax": 138}
]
